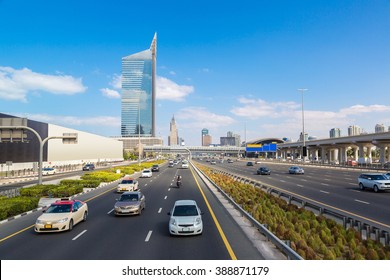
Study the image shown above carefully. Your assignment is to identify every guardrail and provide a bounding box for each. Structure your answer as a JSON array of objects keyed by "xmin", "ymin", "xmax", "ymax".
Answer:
[
  {"xmin": 191, "ymin": 162, "xmax": 303, "ymax": 260},
  {"xmin": 199, "ymin": 163, "xmax": 390, "ymax": 247}
]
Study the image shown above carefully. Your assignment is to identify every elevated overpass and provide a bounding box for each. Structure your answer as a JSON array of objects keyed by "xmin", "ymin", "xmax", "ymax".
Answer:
[
  {"xmin": 278, "ymin": 131, "xmax": 390, "ymax": 164},
  {"xmin": 143, "ymin": 145, "xmax": 245, "ymax": 156}
]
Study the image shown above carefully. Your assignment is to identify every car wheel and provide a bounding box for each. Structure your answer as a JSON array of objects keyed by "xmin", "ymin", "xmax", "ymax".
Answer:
[
  {"xmin": 83, "ymin": 211, "xmax": 88, "ymax": 222},
  {"xmin": 68, "ymin": 219, "xmax": 74, "ymax": 231},
  {"xmin": 359, "ymin": 183, "xmax": 365, "ymax": 191},
  {"xmin": 374, "ymin": 185, "xmax": 379, "ymax": 193}
]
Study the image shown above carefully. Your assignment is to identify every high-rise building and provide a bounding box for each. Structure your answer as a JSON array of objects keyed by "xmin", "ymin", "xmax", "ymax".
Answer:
[
  {"xmin": 201, "ymin": 128, "xmax": 211, "ymax": 146},
  {"xmin": 168, "ymin": 115, "xmax": 179, "ymax": 146},
  {"xmin": 375, "ymin": 124, "xmax": 385, "ymax": 133},
  {"xmin": 330, "ymin": 128, "xmax": 341, "ymax": 138},
  {"xmin": 121, "ymin": 33, "xmax": 157, "ymax": 137},
  {"xmin": 348, "ymin": 125, "xmax": 361, "ymax": 136}
]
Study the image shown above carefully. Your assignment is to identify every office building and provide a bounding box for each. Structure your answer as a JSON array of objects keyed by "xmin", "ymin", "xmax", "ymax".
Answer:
[
  {"xmin": 348, "ymin": 125, "xmax": 361, "ymax": 136},
  {"xmin": 330, "ymin": 128, "xmax": 341, "ymax": 138},
  {"xmin": 201, "ymin": 128, "xmax": 211, "ymax": 146},
  {"xmin": 121, "ymin": 33, "xmax": 157, "ymax": 137},
  {"xmin": 0, "ymin": 113, "xmax": 123, "ymax": 171},
  {"xmin": 168, "ymin": 115, "xmax": 179, "ymax": 146},
  {"xmin": 375, "ymin": 124, "xmax": 385, "ymax": 133}
]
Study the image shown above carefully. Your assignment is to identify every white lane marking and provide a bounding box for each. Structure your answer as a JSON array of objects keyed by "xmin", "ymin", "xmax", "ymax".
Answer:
[
  {"xmin": 158, "ymin": 208, "xmax": 162, "ymax": 214},
  {"xmin": 297, "ymin": 184, "xmax": 304, "ymax": 188},
  {"xmin": 164, "ymin": 196, "xmax": 167, "ymax": 200},
  {"xmin": 107, "ymin": 208, "xmax": 114, "ymax": 214},
  {"xmin": 145, "ymin": 230, "xmax": 153, "ymax": 242},
  {"xmin": 324, "ymin": 178, "xmax": 331, "ymax": 181},
  {"xmin": 301, "ymin": 179, "xmax": 307, "ymax": 181},
  {"xmin": 168, "ymin": 188, "xmax": 171, "ymax": 191},
  {"xmin": 320, "ymin": 190, "xmax": 330, "ymax": 194},
  {"xmin": 321, "ymin": 183, "xmax": 330, "ymax": 186},
  {"xmin": 279, "ymin": 180, "xmax": 286, "ymax": 183},
  {"xmin": 72, "ymin": 230, "xmax": 87, "ymax": 241},
  {"xmin": 355, "ymin": 199, "xmax": 370, "ymax": 205}
]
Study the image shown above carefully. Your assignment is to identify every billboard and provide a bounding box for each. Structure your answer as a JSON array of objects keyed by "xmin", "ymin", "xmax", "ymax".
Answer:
[{"xmin": 246, "ymin": 143, "xmax": 277, "ymax": 152}]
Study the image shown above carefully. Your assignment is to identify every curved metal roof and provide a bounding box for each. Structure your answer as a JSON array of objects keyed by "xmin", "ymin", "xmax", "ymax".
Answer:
[{"xmin": 245, "ymin": 138, "xmax": 285, "ymax": 145}]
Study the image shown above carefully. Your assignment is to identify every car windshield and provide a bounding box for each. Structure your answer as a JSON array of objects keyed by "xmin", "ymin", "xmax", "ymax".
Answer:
[
  {"xmin": 173, "ymin": 205, "xmax": 198, "ymax": 216},
  {"xmin": 119, "ymin": 194, "xmax": 139, "ymax": 202},
  {"xmin": 46, "ymin": 204, "xmax": 72, "ymax": 213},
  {"xmin": 121, "ymin": 180, "xmax": 134, "ymax": 184},
  {"xmin": 371, "ymin": 175, "xmax": 387, "ymax": 180}
]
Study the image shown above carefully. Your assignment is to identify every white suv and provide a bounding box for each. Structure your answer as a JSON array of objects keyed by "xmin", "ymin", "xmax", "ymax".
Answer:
[{"xmin": 358, "ymin": 173, "xmax": 390, "ymax": 192}]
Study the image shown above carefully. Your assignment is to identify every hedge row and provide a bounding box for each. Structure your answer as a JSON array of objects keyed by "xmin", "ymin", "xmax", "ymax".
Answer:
[
  {"xmin": 0, "ymin": 160, "xmax": 165, "ymax": 221},
  {"xmin": 197, "ymin": 164, "xmax": 390, "ymax": 260}
]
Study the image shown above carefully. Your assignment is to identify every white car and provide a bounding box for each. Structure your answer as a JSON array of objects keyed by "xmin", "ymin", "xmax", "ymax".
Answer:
[
  {"xmin": 141, "ymin": 169, "xmax": 152, "ymax": 178},
  {"xmin": 116, "ymin": 176, "xmax": 139, "ymax": 193},
  {"xmin": 168, "ymin": 200, "xmax": 203, "ymax": 236},
  {"xmin": 181, "ymin": 161, "xmax": 189, "ymax": 169},
  {"xmin": 358, "ymin": 173, "xmax": 390, "ymax": 192},
  {"xmin": 288, "ymin": 166, "xmax": 304, "ymax": 174},
  {"xmin": 42, "ymin": 167, "xmax": 57, "ymax": 176},
  {"xmin": 35, "ymin": 198, "xmax": 88, "ymax": 233}
]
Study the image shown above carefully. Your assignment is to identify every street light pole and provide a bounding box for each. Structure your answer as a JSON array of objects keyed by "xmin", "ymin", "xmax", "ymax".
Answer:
[
  {"xmin": 298, "ymin": 88, "xmax": 308, "ymax": 161},
  {"xmin": 0, "ymin": 125, "xmax": 77, "ymax": 184},
  {"xmin": 138, "ymin": 101, "xmax": 141, "ymax": 166}
]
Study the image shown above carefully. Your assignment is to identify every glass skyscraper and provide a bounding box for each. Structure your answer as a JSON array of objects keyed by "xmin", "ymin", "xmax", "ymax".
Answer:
[{"xmin": 121, "ymin": 34, "xmax": 157, "ymax": 137}]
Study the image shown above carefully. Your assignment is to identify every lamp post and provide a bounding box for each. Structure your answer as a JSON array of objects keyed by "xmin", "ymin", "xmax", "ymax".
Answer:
[
  {"xmin": 138, "ymin": 101, "xmax": 141, "ymax": 166},
  {"xmin": 0, "ymin": 118, "xmax": 77, "ymax": 184},
  {"xmin": 298, "ymin": 88, "xmax": 308, "ymax": 161}
]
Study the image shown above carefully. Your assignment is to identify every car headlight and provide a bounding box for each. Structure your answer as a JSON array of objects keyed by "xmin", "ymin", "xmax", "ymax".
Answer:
[
  {"xmin": 56, "ymin": 218, "xmax": 68, "ymax": 223},
  {"xmin": 36, "ymin": 219, "xmax": 44, "ymax": 224},
  {"xmin": 195, "ymin": 217, "xmax": 202, "ymax": 225},
  {"xmin": 170, "ymin": 218, "xmax": 176, "ymax": 226}
]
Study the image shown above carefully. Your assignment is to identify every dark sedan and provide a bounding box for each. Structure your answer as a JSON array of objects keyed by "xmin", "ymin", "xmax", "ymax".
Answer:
[{"xmin": 256, "ymin": 167, "xmax": 271, "ymax": 175}]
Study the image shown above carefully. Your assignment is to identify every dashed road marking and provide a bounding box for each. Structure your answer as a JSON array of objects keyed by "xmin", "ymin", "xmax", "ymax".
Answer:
[
  {"xmin": 145, "ymin": 230, "xmax": 153, "ymax": 242},
  {"xmin": 72, "ymin": 230, "xmax": 87, "ymax": 241}
]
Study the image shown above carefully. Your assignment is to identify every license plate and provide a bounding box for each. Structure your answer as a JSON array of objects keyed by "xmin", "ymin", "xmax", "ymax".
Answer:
[{"xmin": 44, "ymin": 224, "xmax": 52, "ymax": 229}]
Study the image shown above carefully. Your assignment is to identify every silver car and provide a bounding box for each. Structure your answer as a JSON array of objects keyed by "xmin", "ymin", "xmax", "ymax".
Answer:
[
  {"xmin": 288, "ymin": 166, "xmax": 304, "ymax": 174},
  {"xmin": 114, "ymin": 191, "xmax": 145, "ymax": 215},
  {"xmin": 358, "ymin": 173, "xmax": 390, "ymax": 192},
  {"xmin": 168, "ymin": 200, "xmax": 203, "ymax": 236}
]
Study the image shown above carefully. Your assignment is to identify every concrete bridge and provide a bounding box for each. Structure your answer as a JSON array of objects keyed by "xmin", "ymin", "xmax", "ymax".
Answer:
[{"xmin": 277, "ymin": 131, "xmax": 390, "ymax": 164}]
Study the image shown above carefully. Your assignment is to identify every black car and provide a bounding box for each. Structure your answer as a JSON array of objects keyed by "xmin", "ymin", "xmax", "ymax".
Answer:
[
  {"xmin": 246, "ymin": 161, "xmax": 254, "ymax": 166},
  {"xmin": 82, "ymin": 163, "xmax": 95, "ymax": 171},
  {"xmin": 151, "ymin": 164, "xmax": 159, "ymax": 172},
  {"xmin": 257, "ymin": 167, "xmax": 271, "ymax": 175}
]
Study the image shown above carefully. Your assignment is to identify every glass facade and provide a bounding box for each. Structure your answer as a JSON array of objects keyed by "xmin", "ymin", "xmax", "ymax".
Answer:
[{"xmin": 121, "ymin": 34, "xmax": 156, "ymax": 137}]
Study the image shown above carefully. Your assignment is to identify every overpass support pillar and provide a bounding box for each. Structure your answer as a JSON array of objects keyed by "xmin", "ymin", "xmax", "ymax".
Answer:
[
  {"xmin": 321, "ymin": 147, "xmax": 327, "ymax": 163},
  {"xmin": 339, "ymin": 146, "xmax": 347, "ymax": 164},
  {"xmin": 358, "ymin": 144, "xmax": 365, "ymax": 163},
  {"xmin": 367, "ymin": 146, "xmax": 373, "ymax": 164}
]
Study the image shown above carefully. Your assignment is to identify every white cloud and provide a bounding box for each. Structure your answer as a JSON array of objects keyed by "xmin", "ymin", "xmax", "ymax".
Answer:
[
  {"xmin": 100, "ymin": 88, "xmax": 120, "ymax": 99},
  {"xmin": 177, "ymin": 107, "xmax": 236, "ymax": 129},
  {"xmin": 0, "ymin": 66, "xmax": 87, "ymax": 102},
  {"xmin": 156, "ymin": 76, "xmax": 194, "ymax": 101},
  {"xmin": 339, "ymin": 104, "xmax": 390, "ymax": 115},
  {"xmin": 22, "ymin": 113, "xmax": 120, "ymax": 128},
  {"xmin": 231, "ymin": 98, "xmax": 299, "ymax": 119},
  {"xmin": 110, "ymin": 74, "xmax": 122, "ymax": 89}
]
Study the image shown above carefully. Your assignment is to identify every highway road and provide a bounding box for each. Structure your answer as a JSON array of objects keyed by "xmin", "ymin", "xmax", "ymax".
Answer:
[
  {"xmin": 0, "ymin": 163, "xmax": 265, "ymax": 260},
  {"xmin": 195, "ymin": 159, "xmax": 390, "ymax": 232}
]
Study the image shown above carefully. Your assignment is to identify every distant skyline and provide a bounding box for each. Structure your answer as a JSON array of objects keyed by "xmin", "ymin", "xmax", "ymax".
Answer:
[{"xmin": 1, "ymin": 0, "xmax": 389, "ymax": 145}]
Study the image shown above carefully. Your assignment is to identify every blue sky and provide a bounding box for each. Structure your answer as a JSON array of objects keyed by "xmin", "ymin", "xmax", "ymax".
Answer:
[{"xmin": 1, "ymin": 0, "xmax": 389, "ymax": 145}]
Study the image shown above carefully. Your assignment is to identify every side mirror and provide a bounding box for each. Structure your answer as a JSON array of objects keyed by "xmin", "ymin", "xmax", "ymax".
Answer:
[{"xmin": 167, "ymin": 212, "xmax": 171, "ymax": 215}]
